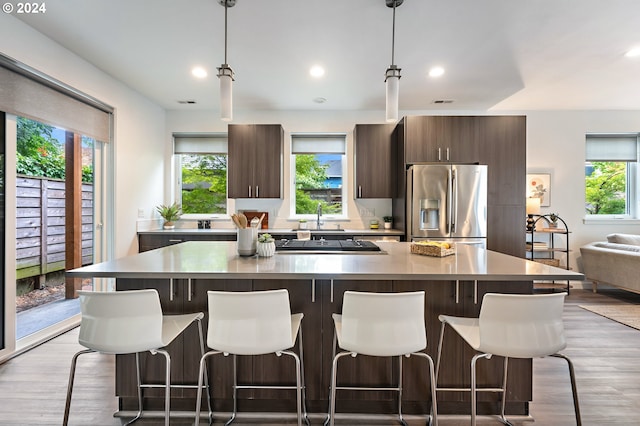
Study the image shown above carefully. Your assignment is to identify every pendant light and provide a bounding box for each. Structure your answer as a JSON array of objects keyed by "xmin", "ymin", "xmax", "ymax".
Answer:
[
  {"xmin": 217, "ymin": 0, "xmax": 236, "ymax": 121},
  {"xmin": 384, "ymin": 0, "xmax": 403, "ymax": 123}
]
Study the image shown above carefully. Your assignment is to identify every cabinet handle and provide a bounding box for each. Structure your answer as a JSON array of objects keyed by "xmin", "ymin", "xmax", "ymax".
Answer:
[
  {"xmin": 168, "ymin": 239, "xmax": 183, "ymax": 243},
  {"xmin": 358, "ymin": 185, "xmax": 362, "ymax": 198},
  {"xmin": 455, "ymin": 280, "xmax": 459, "ymax": 304},
  {"xmin": 248, "ymin": 186, "xmax": 252, "ymax": 197},
  {"xmin": 255, "ymin": 186, "xmax": 259, "ymax": 198},
  {"xmin": 169, "ymin": 278, "xmax": 174, "ymax": 302},
  {"xmin": 187, "ymin": 278, "xmax": 192, "ymax": 302},
  {"xmin": 438, "ymin": 147, "xmax": 442, "ymax": 161},
  {"xmin": 446, "ymin": 147, "xmax": 450, "ymax": 161},
  {"xmin": 311, "ymin": 279, "xmax": 316, "ymax": 303},
  {"xmin": 330, "ymin": 279, "xmax": 334, "ymax": 303},
  {"xmin": 473, "ymin": 280, "xmax": 478, "ymax": 305}
]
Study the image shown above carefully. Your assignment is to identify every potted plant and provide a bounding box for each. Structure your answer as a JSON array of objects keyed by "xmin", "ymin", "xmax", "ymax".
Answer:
[
  {"xmin": 298, "ymin": 219, "xmax": 307, "ymax": 230},
  {"xmin": 548, "ymin": 213, "xmax": 559, "ymax": 228},
  {"xmin": 156, "ymin": 203, "xmax": 182, "ymax": 229},
  {"xmin": 257, "ymin": 233, "xmax": 276, "ymax": 257},
  {"xmin": 383, "ymin": 216, "xmax": 394, "ymax": 229}
]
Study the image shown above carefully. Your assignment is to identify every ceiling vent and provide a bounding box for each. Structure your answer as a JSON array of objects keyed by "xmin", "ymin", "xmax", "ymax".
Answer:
[
  {"xmin": 178, "ymin": 100, "xmax": 197, "ymax": 104},
  {"xmin": 432, "ymin": 99, "xmax": 454, "ymax": 104}
]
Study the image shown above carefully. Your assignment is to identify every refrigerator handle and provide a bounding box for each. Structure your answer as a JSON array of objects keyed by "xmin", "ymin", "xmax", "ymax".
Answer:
[
  {"xmin": 451, "ymin": 169, "xmax": 457, "ymax": 233},
  {"xmin": 446, "ymin": 168, "xmax": 453, "ymax": 234}
]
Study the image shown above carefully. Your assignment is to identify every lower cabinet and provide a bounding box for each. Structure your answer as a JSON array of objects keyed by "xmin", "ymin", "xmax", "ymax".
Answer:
[{"xmin": 114, "ymin": 278, "xmax": 532, "ymax": 415}]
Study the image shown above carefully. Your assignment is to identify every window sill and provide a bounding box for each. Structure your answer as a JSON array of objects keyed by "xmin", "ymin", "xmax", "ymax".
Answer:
[{"xmin": 583, "ymin": 217, "xmax": 640, "ymax": 225}]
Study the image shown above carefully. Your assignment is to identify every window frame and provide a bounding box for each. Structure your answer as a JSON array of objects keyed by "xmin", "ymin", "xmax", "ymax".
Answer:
[
  {"xmin": 585, "ymin": 133, "xmax": 640, "ymax": 221},
  {"xmin": 289, "ymin": 133, "xmax": 348, "ymax": 220},
  {"xmin": 173, "ymin": 133, "xmax": 230, "ymax": 219}
]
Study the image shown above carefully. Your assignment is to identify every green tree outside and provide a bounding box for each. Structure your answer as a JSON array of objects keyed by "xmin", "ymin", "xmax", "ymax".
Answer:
[
  {"xmin": 295, "ymin": 154, "xmax": 341, "ymax": 214},
  {"xmin": 585, "ymin": 161, "xmax": 626, "ymax": 214},
  {"xmin": 16, "ymin": 117, "xmax": 93, "ymax": 182},
  {"xmin": 180, "ymin": 154, "xmax": 227, "ymax": 214}
]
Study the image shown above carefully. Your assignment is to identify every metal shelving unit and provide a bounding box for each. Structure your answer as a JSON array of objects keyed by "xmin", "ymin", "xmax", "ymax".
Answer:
[{"xmin": 526, "ymin": 214, "xmax": 571, "ymax": 293}]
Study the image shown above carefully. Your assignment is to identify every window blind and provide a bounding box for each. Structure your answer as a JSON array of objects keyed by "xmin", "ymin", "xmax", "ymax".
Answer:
[
  {"xmin": 0, "ymin": 54, "xmax": 113, "ymax": 142},
  {"xmin": 173, "ymin": 133, "xmax": 228, "ymax": 154},
  {"xmin": 586, "ymin": 134, "xmax": 638, "ymax": 162},
  {"xmin": 291, "ymin": 134, "xmax": 346, "ymax": 154}
]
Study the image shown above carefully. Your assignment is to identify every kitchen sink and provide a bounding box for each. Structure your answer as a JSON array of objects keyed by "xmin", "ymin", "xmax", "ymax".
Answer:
[{"xmin": 290, "ymin": 229, "xmax": 345, "ymax": 232}]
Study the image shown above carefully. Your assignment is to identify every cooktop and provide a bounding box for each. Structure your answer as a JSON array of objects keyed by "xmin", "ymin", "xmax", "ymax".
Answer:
[{"xmin": 274, "ymin": 239, "xmax": 381, "ymax": 252}]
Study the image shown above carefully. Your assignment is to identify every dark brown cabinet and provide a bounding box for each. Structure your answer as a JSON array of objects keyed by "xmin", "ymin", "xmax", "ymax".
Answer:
[
  {"xmin": 353, "ymin": 123, "xmax": 396, "ymax": 198},
  {"xmin": 228, "ymin": 124, "xmax": 283, "ymax": 198},
  {"xmin": 138, "ymin": 232, "xmax": 236, "ymax": 252},
  {"xmin": 401, "ymin": 115, "xmax": 477, "ymax": 163}
]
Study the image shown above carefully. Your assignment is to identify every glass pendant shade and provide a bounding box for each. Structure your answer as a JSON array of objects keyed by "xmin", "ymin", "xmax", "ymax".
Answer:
[
  {"xmin": 385, "ymin": 66, "xmax": 401, "ymax": 123},
  {"xmin": 218, "ymin": 65, "xmax": 234, "ymax": 122}
]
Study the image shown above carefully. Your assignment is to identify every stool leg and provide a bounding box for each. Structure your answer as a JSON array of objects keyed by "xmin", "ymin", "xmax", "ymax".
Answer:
[
  {"xmin": 196, "ymin": 318, "xmax": 213, "ymax": 420},
  {"xmin": 398, "ymin": 355, "xmax": 408, "ymax": 426},
  {"xmin": 123, "ymin": 352, "xmax": 144, "ymax": 426},
  {"xmin": 328, "ymin": 352, "xmax": 351, "ymax": 426},
  {"xmin": 63, "ymin": 349, "xmax": 94, "ymax": 426},
  {"xmin": 152, "ymin": 349, "xmax": 171, "ymax": 426},
  {"xmin": 498, "ymin": 357, "xmax": 514, "ymax": 426},
  {"xmin": 550, "ymin": 354, "xmax": 582, "ymax": 426},
  {"xmin": 471, "ymin": 353, "xmax": 491, "ymax": 426},
  {"xmin": 282, "ymin": 350, "xmax": 303, "ymax": 426},
  {"xmin": 297, "ymin": 326, "xmax": 310, "ymax": 425},
  {"xmin": 195, "ymin": 351, "xmax": 219, "ymax": 426},
  {"xmin": 324, "ymin": 329, "xmax": 338, "ymax": 426},
  {"xmin": 225, "ymin": 354, "xmax": 238, "ymax": 426},
  {"xmin": 411, "ymin": 352, "xmax": 438, "ymax": 426},
  {"xmin": 435, "ymin": 321, "xmax": 447, "ymax": 385}
]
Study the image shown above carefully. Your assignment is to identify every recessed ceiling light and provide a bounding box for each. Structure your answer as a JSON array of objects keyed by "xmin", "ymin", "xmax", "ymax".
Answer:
[
  {"xmin": 625, "ymin": 46, "xmax": 640, "ymax": 58},
  {"xmin": 428, "ymin": 66, "xmax": 445, "ymax": 78},
  {"xmin": 310, "ymin": 65, "xmax": 325, "ymax": 78},
  {"xmin": 191, "ymin": 67, "xmax": 208, "ymax": 78}
]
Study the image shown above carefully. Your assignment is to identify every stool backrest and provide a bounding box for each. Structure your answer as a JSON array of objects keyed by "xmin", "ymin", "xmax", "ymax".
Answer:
[
  {"xmin": 478, "ymin": 292, "xmax": 567, "ymax": 358},
  {"xmin": 207, "ymin": 289, "xmax": 294, "ymax": 355},
  {"xmin": 340, "ymin": 291, "xmax": 426, "ymax": 356},
  {"xmin": 78, "ymin": 289, "xmax": 164, "ymax": 354}
]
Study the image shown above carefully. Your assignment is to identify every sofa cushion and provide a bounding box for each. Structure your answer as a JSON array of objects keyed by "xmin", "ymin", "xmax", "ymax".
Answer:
[
  {"xmin": 606, "ymin": 233, "xmax": 640, "ymax": 246},
  {"xmin": 595, "ymin": 242, "xmax": 640, "ymax": 252}
]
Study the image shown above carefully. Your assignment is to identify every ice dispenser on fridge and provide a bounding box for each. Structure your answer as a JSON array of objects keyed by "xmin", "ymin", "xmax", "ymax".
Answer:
[{"xmin": 420, "ymin": 199, "xmax": 440, "ymax": 230}]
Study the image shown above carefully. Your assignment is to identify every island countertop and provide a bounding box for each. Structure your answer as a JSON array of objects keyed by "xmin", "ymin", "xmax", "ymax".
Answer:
[{"xmin": 67, "ymin": 241, "xmax": 584, "ymax": 282}]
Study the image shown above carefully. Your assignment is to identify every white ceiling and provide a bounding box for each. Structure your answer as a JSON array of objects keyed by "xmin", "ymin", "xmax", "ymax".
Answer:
[{"xmin": 15, "ymin": 0, "xmax": 640, "ymax": 115}]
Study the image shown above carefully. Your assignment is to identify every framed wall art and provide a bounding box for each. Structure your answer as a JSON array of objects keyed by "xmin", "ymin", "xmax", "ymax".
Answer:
[{"xmin": 526, "ymin": 173, "xmax": 551, "ymax": 207}]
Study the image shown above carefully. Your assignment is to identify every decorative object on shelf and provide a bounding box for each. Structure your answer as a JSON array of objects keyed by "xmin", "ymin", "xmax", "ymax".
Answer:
[
  {"xmin": 298, "ymin": 219, "xmax": 307, "ymax": 229},
  {"xmin": 526, "ymin": 213, "xmax": 571, "ymax": 293},
  {"xmin": 383, "ymin": 216, "xmax": 393, "ymax": 229},
  {"xmin": 369, "ymin": 219, "xmax": 379, "ymax": 229},
  {"xmin": 525, "ymin": 197, "xmax": 541, "ymax": 231},
  {"xmin": 384, "ymin": 0, "xmax": 403, "ymax": 123},
  {"xmin": 217, "ymin": 0, "xmax": 237, "ymax": 122},
  {"xmin": 526, "ymin": 173, "xmax": 551, "ymax": 206},
  {"xmin": 256, "ymin": 233, "xmax": 276, "ymax": 257},
  {"xmin": 548, "ymin": 213, "xmax": 559, "ymax": 228},
  {"xmin": 156, "ymin": 203, "xmax": 182, "ymax": 229},
  {"xmin": 411, "ymin": 241, "xmax": 455, "ymax": 257}
]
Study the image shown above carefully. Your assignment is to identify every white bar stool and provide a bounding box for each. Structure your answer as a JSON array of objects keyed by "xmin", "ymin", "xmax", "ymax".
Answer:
[
  {"xmin": 325, "ymin": 290, "xmax": 438, "ymax": 426},
  {"xmin": 63, "ymin": 289, "xmax": 209, "ymax": 426},
  {"xmin": 194, "ymin": 289, "xmax": 308, "ymax": 426},
  {"xmin": 435, "ymin": 292, "xmax": 581, "ymax": 426}
]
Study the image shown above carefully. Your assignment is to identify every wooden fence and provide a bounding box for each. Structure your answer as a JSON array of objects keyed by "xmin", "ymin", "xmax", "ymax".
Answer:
[{"xmin": 16, "ymin": 176, "xmax": 93, "ymax": 280}]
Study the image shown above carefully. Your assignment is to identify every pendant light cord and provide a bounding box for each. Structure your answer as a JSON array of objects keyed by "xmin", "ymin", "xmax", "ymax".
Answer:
[
  {"xmin": 391, "ymin": 1, "xmax": 396, "ymax": 66},
  {"xmin": 224, "ymin": 0, "xmax": 229, "ymax": 65}
]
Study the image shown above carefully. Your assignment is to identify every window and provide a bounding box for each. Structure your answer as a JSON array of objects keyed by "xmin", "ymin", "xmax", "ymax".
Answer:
[
  {"xmin": 291, "ymin": 134, "xmax": 346, "ymax": 216},
  {"xmin": 174, "ymin": 134, "xmax": 228, "ymax": 215},
  {"xmin": 585, "ymin": 134, "xmax": 639, "ymax": 217}
]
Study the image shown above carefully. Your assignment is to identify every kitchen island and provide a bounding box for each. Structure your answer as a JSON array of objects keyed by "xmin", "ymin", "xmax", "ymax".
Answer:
[{"xmin": 67, "ymin": 241, "xmax": 583, "ymax": 419}]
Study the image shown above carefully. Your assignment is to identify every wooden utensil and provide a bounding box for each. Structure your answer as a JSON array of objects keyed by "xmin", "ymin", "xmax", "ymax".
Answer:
[
  {"xmin": 231, "ymin": 214, "xmax": 243, "ymax": 229},
  {"xmin": 238, "ymin": 213, "xmax": 248, "ymax": 229},
  {"xmin": 257, "ymin": 213, "xmax": 266, "ymax": 229}
]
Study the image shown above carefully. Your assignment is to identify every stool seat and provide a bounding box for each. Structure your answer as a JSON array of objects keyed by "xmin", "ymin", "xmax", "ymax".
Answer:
[
  {"xmin": 64, "ymin": 289, "xmax": 208, "ymax": 426},
  {"xmin": 195, "ymin": 289, "xmax": 308, "ymax": 426},
  {"xmin": 435, "ymin": 292, "xmax": 581, "ymax": 426},
  {"xmin": 326, "ymin": 291, "xmax": 437, "ymax": 426}
]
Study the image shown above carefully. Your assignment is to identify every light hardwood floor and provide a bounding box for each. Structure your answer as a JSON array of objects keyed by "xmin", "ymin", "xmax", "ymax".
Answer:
[{"xmin": 1, "ymin": 288, "xmax": 639, "ymax": 426}]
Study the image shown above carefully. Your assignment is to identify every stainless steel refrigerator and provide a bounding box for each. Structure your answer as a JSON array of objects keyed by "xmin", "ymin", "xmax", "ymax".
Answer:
[{"xmin": 407, "ymin": 164, "xmax": 487, "ymax": 247}]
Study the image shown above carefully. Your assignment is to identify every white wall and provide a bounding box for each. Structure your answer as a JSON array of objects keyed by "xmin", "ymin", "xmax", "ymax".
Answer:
[{"xmin": 1, "ymin": 14, "xmax": 166, "ymax": 257}]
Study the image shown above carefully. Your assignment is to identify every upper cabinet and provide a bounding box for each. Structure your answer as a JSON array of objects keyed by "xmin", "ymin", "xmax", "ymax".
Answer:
[
  {"xmin": 401, "ymin": 115, "xmax": 478, "ymax": 163},
  {"xmin": 228, "ymin": 124, "xmax": 283, "ymax": 198},
  {"xmin": 354, "ymin": 124, "xmax": 396, "ymax": 198}
]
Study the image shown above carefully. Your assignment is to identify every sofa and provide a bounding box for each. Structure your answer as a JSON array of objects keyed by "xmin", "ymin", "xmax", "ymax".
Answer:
[{"xmin": 580, "ymin": 233, "xmax": 640, "ymax": 294}]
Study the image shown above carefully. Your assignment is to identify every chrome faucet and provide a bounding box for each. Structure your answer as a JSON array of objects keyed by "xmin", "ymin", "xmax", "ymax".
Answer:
[{"xmin": 316, "ymin": 202, "xmax": 323, "ymax": 230}]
